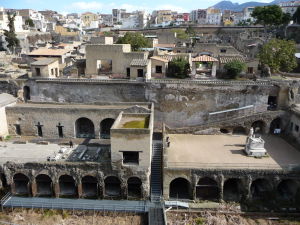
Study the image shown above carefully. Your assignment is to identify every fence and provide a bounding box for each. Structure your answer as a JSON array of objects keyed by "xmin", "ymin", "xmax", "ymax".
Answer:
[
  {"xmin": 25, "ymin": 77, "xmax": 273, "ymax": 86},
  {"xmin": 1, "ymin": 196, "xmax": 149, "ymax": 213},
  {"xmin": 165, "ymin": 162, "xmax": 300, "ymax": 171}
]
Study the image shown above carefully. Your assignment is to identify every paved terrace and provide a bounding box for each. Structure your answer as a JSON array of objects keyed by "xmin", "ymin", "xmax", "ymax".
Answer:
[
  {"xmin": 0, "ymin": 138, "xmax": 111, "ymax": 164},
  {"xmin": 166, "ymin": 134, "xmax": 300, "ymax": 169}
]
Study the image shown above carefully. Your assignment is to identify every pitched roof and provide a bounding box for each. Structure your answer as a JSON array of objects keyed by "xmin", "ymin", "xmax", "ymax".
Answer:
[
  {"xmin": 219, "ymin": 55, "xmax": 245, "ymax": 64},
  {"xmin": 0, "ymin": 93, "xmax": 16, "ymax": 107},
  {"xmin": 150, "ymin": 56, "xmax": 169, "ymax": 63},
  {"xmin": 192, "ymin": 55, "xmax": 218, "ymax": 62},
  {"xmin": 28, "ymin": 48, "xmax": 70, "ymax": 56},
  {"xmin": 31, "ymin": 58, "xmax": 58, "ymax": 66},
  {"xmin": 130, "ymin": 59, "xmax": 149, "ymax": 67}
]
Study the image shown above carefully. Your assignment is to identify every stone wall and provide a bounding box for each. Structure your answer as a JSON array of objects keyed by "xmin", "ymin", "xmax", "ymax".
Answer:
[
  {"xmin": 1, "ymin": 161, "xmax": 150, "ymax": 199},
  {"xmin": 6, "ymin": 102, "xmax": 151, "ymax": 138},
  {"xmin": 22, "ymin": 79, "xmax": 287, "ymax": 130},
  {"xmin": 163, "ymin": 167, "xmax": 300, "ymax": 202}
]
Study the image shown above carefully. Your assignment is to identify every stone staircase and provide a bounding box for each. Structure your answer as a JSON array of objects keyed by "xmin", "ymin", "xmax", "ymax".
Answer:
[{"xmin": 151, "ymin": 141, "xmax": 163, "ymax": 202}]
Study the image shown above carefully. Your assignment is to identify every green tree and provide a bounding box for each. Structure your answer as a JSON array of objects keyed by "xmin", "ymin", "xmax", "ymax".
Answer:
[
  {"xmin": 185, "ymin": 25, "xmax": 196, "ymax": 37},
  {"xmin": 4, "ymin": 12, "xmax": 20, "ymax": 53},
  {"xmin": 173, "ymin": 29, "xmax": 189, "ymax": 39},
  {"xmin": 259, "ymin": 38, "xmax": 297, "ymax": 73},
  {"xmin": 167, "ymin": 57, "xmax": 190, "ymax": 79},
  {"xmin": 25, "ymin": 18, "xmax": 34, "ymax": 27},
  {"xmin": 252, "ymin": 5, "xmax": 284, "ymax": 27},
  {"xmin": 224, "ymin": 60, "xmax": 246, "ymax": 79},
  {"xmin": 293, "ymin": 6, "xmax": 300, "ymax": 24},
  {"xmin": 116, "ymin": 32, "xmax": 151, "ymax": 51}
]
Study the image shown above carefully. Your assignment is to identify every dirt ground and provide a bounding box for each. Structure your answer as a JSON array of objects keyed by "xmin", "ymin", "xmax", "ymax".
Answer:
[
  {"xmin": 167, "ymin": 211, "xmax": 300, "ymax": 225},
  {"xmin": 0, "ymin": 209, "xmax": 145, "ymax": 225}
]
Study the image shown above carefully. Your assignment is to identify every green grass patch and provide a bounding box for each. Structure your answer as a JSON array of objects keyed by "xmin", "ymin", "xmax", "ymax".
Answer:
[{"xmin": 122, "ymin": 118, "xmax": 149, "ymax": 128}]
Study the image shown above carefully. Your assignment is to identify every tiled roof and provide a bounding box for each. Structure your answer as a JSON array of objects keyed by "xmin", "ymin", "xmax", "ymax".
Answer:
[
  {"xmin": 28, "ymin": 48, "xmax": 70, "ymax": 56},
  {"xmin": 219, "ymin": 55, "xmax": 245, "ymax": 64},
  {"xmin": 150, "ymin": 56, "xmax": 169, "ymax": 63},
  {"xmin": 130, "ymin": 59, "xmax": 149, "ymax": 67},
  {"xmin": 31, "ymin": 58, "xmax": 58, "ymax": 66},
  {"xmin": 192, "ymin": 55, "xmax": 218, "ymax": 62}
]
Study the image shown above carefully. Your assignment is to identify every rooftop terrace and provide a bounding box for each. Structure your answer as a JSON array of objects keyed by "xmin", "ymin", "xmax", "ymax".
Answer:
[{"xmin": 166, "ymin": 134, "xmax": 300, "ymax": 170}]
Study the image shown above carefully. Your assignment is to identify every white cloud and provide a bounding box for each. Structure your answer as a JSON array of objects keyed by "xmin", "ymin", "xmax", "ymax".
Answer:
[{"xmin": 70, "ymin": 1, "xmax": 103, "ymax": 10}]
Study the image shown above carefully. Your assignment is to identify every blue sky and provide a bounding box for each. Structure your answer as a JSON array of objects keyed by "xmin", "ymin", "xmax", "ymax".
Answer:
[{"xmin": 1, "ymin": 0, "xmax": 271, "ymax": 14}]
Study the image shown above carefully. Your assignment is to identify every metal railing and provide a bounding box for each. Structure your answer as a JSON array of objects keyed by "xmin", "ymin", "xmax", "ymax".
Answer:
[
  {"xmin": 1, "ymin": 197, "xmax": 148, "ymax": 213},
  {"xmin": 0, "ymin": 192, "xmax": 11, "ymax": 211},
  {"xmin": 165, "ymin": 162, "xmax": 300, "ymax": 171},
  {"xmin": 26, "ymin": 77, "xmax": 273, "ymax": 86}
]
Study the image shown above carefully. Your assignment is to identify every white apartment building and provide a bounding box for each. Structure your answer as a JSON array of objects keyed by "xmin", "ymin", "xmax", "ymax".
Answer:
[{"xmin": 0, "ymin": 7, "xmax": 23, "ymax": 32}]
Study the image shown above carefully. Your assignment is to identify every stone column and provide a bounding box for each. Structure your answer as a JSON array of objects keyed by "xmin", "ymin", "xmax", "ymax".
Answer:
[
  {"xmin": 192, "ymin": 175, "xmax": 198, "ymax": 201},
  {"xmin": 11, "ymin": 182, "xmax": 16, "ymax": 195},
  {"xmin": 77, "ymin": 182, "xmax": 83, "ymax": 198},
  {"xmin": 218, "ymin": 176, "xmax": 224, "ymax": 202},
  {"xmin": 54, "ymin": 182, "xmax": 60, "ymax": 198},
  {"xmin": 121, "ymin": 182, "xmax": 127, "ymax": 199},
  {"xmin": 31, "ymin": 181, "xmax": 37, "ymax": 197},
  {"xmin": 243, "ymin": 176, "xmax": 252, "ymax": 200},
  {"xmin": 98, "ymin": 182, "xmax": 104, "ymax": 199},
  {"xmin": 212, "ymin": 62, "xmax": 217, "ymax": 77}
]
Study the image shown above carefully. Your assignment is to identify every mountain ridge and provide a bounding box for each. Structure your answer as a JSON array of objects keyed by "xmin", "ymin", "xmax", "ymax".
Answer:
[{"xmin": 212, "ymin": 0, "xmax": 291, "ymax": 11}]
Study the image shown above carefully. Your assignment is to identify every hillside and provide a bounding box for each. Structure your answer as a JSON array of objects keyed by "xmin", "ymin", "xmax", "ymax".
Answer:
[{"xmin": 212, "ymin": 0, "xmax": 291, "ymax": 11}]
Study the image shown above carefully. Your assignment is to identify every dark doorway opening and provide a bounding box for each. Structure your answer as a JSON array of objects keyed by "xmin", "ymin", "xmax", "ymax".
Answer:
[
  {"xmin": 36, "ymin": 174, "xmax": 52, "ymax": 197},
  {"xmin": 36, "ymin": 122, "xmax": 43, "ymax": 137},
  {"xmin": 127, "ymin": 177, "xmax": 142, "ymax": 198},
  {"xmin": 126, "ymin": 68, "xmax": 130, "ymax": 78},
  {"xmin": 267, "ymin": 96, "xmax": 277, "ymax": 110},
  {"xmin": 23, "ymin": 86, "xmax": 30, "ymax": 102},
  {"xmin": 196, "ymin": 177, "xmax": 219, "ymax": 201},
  {"xmin": 105, "ymin": 176, "xmax": 121, "ymax": 197},
  {"xmin": 59, "ymin": 175, "xmax": 77, "ymax": 197},
  {"xmin": 169, "ymin": 178, "xmax": 191, "ymax": 200},
  {"xmin": 82, "ymin": 176, "xmax": 98, "ymax": 198},
  {"xmin": 13, "ymin": 173, "xmax": 30, "ymax": 195},
  {"xmin": 269, "ymin": 118, "xmax": 281, "ymax": 134},
  {"xmin": 15, "ymin": 124, "xmax": 21, "ymax": 135},
  {"xmin": 57, "ymin": 123, "xmax": 64, "ymax": 138},
  {"xmin": 251, "ymin": 179, "xmax": 272, "ymax": 200},
  {"xmin": 223, "ymin": 178, "xmax": 242, "ymax": 202},
  {"xmin": 137, "ymin": 69, "xmax": 144, "ymax": 77},
  {"xmin": 100, "ymin": 118, "xmax": 115, "ymax": 139},
  {"xmin": 277, "ymin": 179, "xmax": 298, "ymax": 201},
  {"xmin": 75, "ymin": 117, "xmax": 95, "ymax": 138}
]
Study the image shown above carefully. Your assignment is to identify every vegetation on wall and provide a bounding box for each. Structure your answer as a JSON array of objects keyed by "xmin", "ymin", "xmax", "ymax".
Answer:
[
  {"xmin": 259, "ymin": 38, "xmax": 297, "ymax": 73},
  {"xmin": 116, "ymin": 32, "xmax": 151, "ymax": 51},
  {"xmin": 223, "ymin": 60, "xmax": 246, "ymax": 79},
  {"xmin": 167, "ymin": 57, "xmax": 190, "ymax": 79}
]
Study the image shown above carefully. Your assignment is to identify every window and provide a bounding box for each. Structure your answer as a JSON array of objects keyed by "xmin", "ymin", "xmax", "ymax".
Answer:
[
  {"xmin": 123, "ymin": 151, "xmax": 139, "ymax": 165},
  {"xmin": 295, "ymin": 125, "xmax": 299, "ymax": 132},
  {"xmin": 137, "ymin": 69, "xmax": 144, "ymax": 78},
  {"xmin": 155, "ymin": 66, "xmax": 162, "ymax": 74},
  {"xmin": 15, "ymin": 124, "xmax": 21, "ymax": 135},
  {"xmin": 126, "ymin": 68, "xmax": 130, "ymax": 77},
  {"xmin": 51, "ymin": 68, "xmax": 54, "ymax": 75},
  {"xmin": 220, "ymin": 49, "xmax": 227, "ymax": 53},
  {"xmin": 35, "ymin": 68, "xmax": 41, "ymax": 76}
]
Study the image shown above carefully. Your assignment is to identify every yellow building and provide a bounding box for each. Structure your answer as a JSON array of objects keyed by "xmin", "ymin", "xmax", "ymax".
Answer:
[{"xmin": 81, "ymin": 12, "xmax": 98, "ymax": 27}]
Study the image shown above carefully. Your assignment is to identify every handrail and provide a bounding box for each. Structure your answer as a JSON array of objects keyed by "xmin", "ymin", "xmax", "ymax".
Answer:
[
  {"xmin": 24, "ymin": 77, "xmax": 273, "ymax": 86},
  {"xmin": 165, "ymin": 162, "xmax": 300, "ymax": 171}
]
